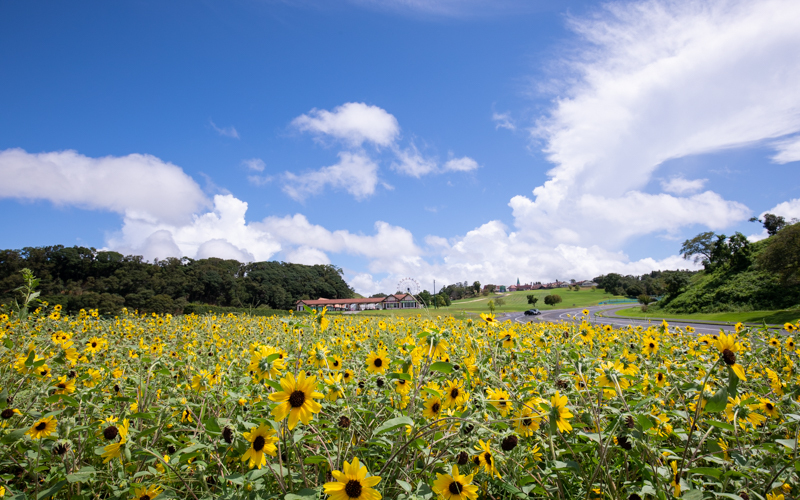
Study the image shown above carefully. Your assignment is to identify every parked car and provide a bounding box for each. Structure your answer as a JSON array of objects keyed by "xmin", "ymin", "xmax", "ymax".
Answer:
[{"xmin": 524, "ymin": 309, "xmax": 540, "ymax": 316}]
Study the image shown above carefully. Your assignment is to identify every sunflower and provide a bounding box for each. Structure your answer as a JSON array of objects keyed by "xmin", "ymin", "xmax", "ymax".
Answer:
[
  {"xmin": 787, "ymin": 337, "xmax": 796, "ymax": 350},
  {"xmin": 423, "ymin": 396, "xmax": 444, "ymax": 420},
  {"xmin": 715, "ymin": 333, "xmax": 746, "ymax": 381},
  {"xmin": 549, "ymin": 391, "xmax": 573, "ymax": 433},
  {"xmin": 241, "ymin": 424, "xmax": 278, "ymax": 469},
  {"xmin": 655, "ymin": 372, "xmax": 667, "ymax": 387},
  {"xmin": 785, "ymin": 323, "xmax": 797, "ymax": 332},
  {"xmin": 766, "ymin": 493, "xmax": 785, "ymax": 500},
  {"xmin": 27, "ymin": 415, "xmax": 57, "ymax": 439},
  {"xmin": 343, "ymin": 369, "xmax": 355, "ymax": 384},
  {"xmin": 85, "ymin": 336, "xmax": 106, "ymax": 354},
  {"xmin": 769, "ymin": 338, "xmax": 781, "ymax": 348},
  {"xmin": 486, "ymin": 387, "xmax": 512, "ymax": 416},
  {"xmin": 479, "ymin": 313, "xmax": 497, "ymax": 326},
  {"xmin": 582, "ymin": 309, "xmax": 590, "ymax": 316},
  {"xmin": 248, "ymin": 345, "xmax": 286, "ymax": 380},
  {"xmin": 365, "ymin": 350, "xmax": 390, "ymax": 375},
  {"xmin": 268, "ymin": 371, "xmax": 324, "ymax": 430},
  {"xmin": 725, "ymin": 396, "xmax": 765, "ymax": 429},
  {"xmin": 442, "ymin": 379, "xmax": 468, "ymax": 409},
  {"xmin": 131, "ymin": 484, "xmax": 163, "ymax": 500},
  {"xmin": 393, "ymin": 377, "xmax": 412, "ymax": 395},
  {"xmin": 53, "ymin": 375, "xmax": 76, "ymax": 395},
  {"xmin": 670, "ymin": 461, "xmax": 681, "ymax": 497},
  {"xmin": 500, "ymin": 331, "xmax": 517, "ymax": 349},
  {"xmin": 474, "ymin": 440, "xmax": 500, "ymax": 478},
  {"xmin": 329, "ymin": 354, "xmax": 343, "ymax": 371},
  {"xmin": 514, "ymin": 406, "xmax": 542, "ymax": 437},
  {"xmin": 758, "ymin": 398, "xmax": 779, "ymax": 418},
  {"xmin": 101, "ymin": 419, "xmax": 129, "ymax": 463},
  {"xmin": 433, "ymin": 464, "xmax": 479, "ymax": 500},
  {"xmin": 324, "ymin": 372, "xmax": 345, "ymax": 401},
  {"xmin": 642, "ymin": 338, "xmax": 658, "ymax": 356},
  {"xmin": 323, "ymin": 457, "xmax": 382, "ymax": 500}
]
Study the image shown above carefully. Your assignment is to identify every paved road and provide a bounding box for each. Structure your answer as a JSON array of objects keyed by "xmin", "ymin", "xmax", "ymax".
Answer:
[{"xmin": 501, "ymin": 304, "xmax": 740, "ymax": 335}]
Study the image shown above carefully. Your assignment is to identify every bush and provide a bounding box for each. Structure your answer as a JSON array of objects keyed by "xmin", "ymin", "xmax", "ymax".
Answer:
[{"xmin": 544, "ymin": 294, "xmax": 562, "ymax": 306}]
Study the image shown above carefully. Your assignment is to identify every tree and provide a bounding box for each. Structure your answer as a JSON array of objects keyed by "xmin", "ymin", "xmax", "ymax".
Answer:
[
  {"xmin": 544, "ymin": 294, "xmax": 562, "ymax": 306},
  {"xmin": 495, "ymin": 297, "xmax": 506, "ymax": 308},
  {"xmin": 472, "ymin": 281, "xmax": 481, "ymax": 294},
  {"xmin": 637, "ymin": 294, "xmax": 654, "ymax": 305},
  {"xmin": 526, "ymin": 294, "xmax": 538, "ymax": 305},
  {"xmin": 663, "ymin": 272, "xmax": 689, "ymax": 298},
  {"xmin": 487, "ymin": 299, "xmax": 495, "ymax": 314},
  {"xmin": 680, "ymin": 231, "xmax": 717, "ymax": 269},
  {"xmin": 750, "ymin": 213, "xmax": 787, "ymax": 236},
  {"xmin": 435, "ymin": 295, "xmax": 447, "ymax": 308},
  {"xmin": 757, "ymin": 221, "xmax": 800, "ymax": 284}
]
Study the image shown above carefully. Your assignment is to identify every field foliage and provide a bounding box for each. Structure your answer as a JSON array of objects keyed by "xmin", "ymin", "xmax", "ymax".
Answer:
[{"xmin": 0, "ymin": 302, "xmax": 799, "ymax": 500}]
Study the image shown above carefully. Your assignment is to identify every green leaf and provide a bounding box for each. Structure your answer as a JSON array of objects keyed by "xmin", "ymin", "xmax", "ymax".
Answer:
[
  {"xmin": 688, "ymin": 467, "xmax": 721, "ymax": 479},
  {"xmin": 303, "ymin": 455, "xmax": 327, "ymax": 465},
  {"xmin": 704, "ymin": 387, "xmax": 728, "ymax": 413},
  {"xmin": 285, "ymin": 488, "xmax": 319, "ymax": 500},
  {"xmin": 266, "ymin": 353, "xmax": 281, "ymax": 364},
  {"xmin": 66, "ymin": 466, "xmax": 96, "ymax": 484},
  {"xmin": 727, "ymin": 367, "xmax": 740, "ymax": 397},
  {"xmin": 707, "ymin": 420, "xmax": 734, "ymax": 432},
  {"xmin": 1, "ymin": 428, "xmax": 26, "ymax": 444},
  {"xmin": 24, "ymin": 349, "xmax": 36, "ymax": 367},
  {"xmin": 776, "ymin": 439, "xmax": 797, "ymax": 451},
  {"xmin": 636, "ymin": 414, "xmax": 654, "ymax": 431},
  {"xmin": 430, "ymin": 362, "xmax": 453, "ymax": 374},
  {"xmin": 374, "ymin": 416, "xmax": 414, "ymax": 435},
  {"xmin": 682, "ymin": 490, "xmax": 703, "ymax": 500},
  {"xmin": 264, "ymin": 380, "xmax": 282, "ymax": 391},
  {"xmin": 397, "ymin": 480, "xmax": 413, "ymax": 493},
  {"xmin": 37, "ymin": 480, "xmax": 67, "ymax": 499},
  {"xmin": 387, "ymin": 372, "xmax": 412, "ymax": 381}
]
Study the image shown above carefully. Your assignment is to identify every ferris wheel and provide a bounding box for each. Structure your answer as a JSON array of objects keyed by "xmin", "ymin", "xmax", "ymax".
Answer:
[{"xmin": 396, "ymin": 277, "xmax": 421, "ymax": 295}]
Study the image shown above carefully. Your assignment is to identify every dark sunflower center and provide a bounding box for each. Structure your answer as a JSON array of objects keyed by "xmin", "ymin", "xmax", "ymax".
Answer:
[
  {"xmin": 766, "ymin": 403, "xmax": 774, "ymax": 410},
  {"xmin": 658, "ymin": 374, "xmax": 664, "ymax": 380},
  {"xmin": 374, "ymin": 358, "xmax": 383, "ymax": 367},
  {"xmin": 499, "ymin": 398, "xmax": 506, "ymax": 407},
  {"xmin": 289, "ymin": 390, "xmax": 306, "ymax": 408},
  {"xmin": 504, "ymin": 335, "xmax": 511, "ymax": 342},
  {"xmin": 253, "ymin": 435, "xmax": 266, "ymax": 452},
  {"xmin": 36, "ymin": 422, "xmax": 47, "ymax": 431},
  {"xmin": 449, "ymin": 481, "xmax": 464, "ymax": 495},
  {"xmin": 722, "ymin": 348, "xmax": 736, "ymax": 366},
  {"xmin": 333, "ymin": 360, "xmax": 339, "ymax": 366},
  {"xmin": 1, "ymin": 409, "xmax": 14, "ymax": 419},
  {"xmin": 141, "ymin": 496, "xmax": 151, "ymax": 500},
  {"xmin": 345, "ymin": 479, "xmax": 363, "ymax": 498},
  {"xmin": 57, "ymin": 383, "xmax": 66, "ymax": 389},
  {"xmin": 522, "ymin": 418, "xmax": 532, "ymax": 426},
  {"xmin": 450, "ymin": 388, "xmax": 459, "ymax": 398},
  {"xmin": 649, "ymin": 343, "xmax": 655, "ymax": 348},
  {"xmin": 103, "ymin": 426, "xmax": 119, "ymax": 440},
  {"xmin": 431, "ymin": 402, "xmax": 441, "ymax": 413},
  {"xmin": 92, "ymin": 342, "xmax": 97, "ymax": 348},
  {"xmin": 484, "ymin": 452, "xmax": 492, "ymax": 465}
]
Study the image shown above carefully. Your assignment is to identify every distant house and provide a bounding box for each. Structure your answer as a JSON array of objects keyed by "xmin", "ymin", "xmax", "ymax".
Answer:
[
  {"xmin": 498, "ymin": 285, "xmax": 507, "ymax": 292},
  {"xmin": 518, "ymin": 284, "xmax": 532, "ymax": 291},
  {"xmin": 296, "ymin": 293, "xmax": 420, "ymax": 312},
  {"xmin": 508, "ymin": 285, "xmax": 518, "ymax": 292},
  {"xmin": 482, "ymin": 284, "xmax": 496, "ymax": 292}
]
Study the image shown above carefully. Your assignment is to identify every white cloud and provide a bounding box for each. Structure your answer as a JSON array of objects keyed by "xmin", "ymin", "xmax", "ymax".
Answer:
[
  {"xmin": 196, "ymin": 239, "xmax": 255, "ymax": 262},
  {"xmin": 391, "ymin": 145, "xmax": 437, "ymax": 177},
  {"xmin": 247, "ymin": 175, "xmax": 273, "ymax": 186},
  {"xmin": 772, "ymin": 136, "xmax": 800, "ymax": 164},
  {"xmin": 0, "ymin": 148, "xmax": 207, "ymax": 225},
  {"xmin": 763, "ymin": 198, "xmax": 800, "ymax": 221},
  {"xmin": 443, "ymin": 156, "xmax": 480, "ymax": 172},
  {"xmin": 292, "ymin": 102, "xmax": 400, "ymax": 148},
  {"xmin": 210, "ymin": 119, "xmax": 240, "ymax": 139},
  {"xmin": 285, "ymin": 246, "xmax": 331, "ymax": 266},
  {"xmin": 282, "ymin": 152, "xmax": 379, "ymax": 201},
  {"xmin": 660, "ymin": 176, "xmax": 707, "ymax": 194},
  {"xmin": 243, "ymin": 158, "xmax": 265, "ymax": 171},
  {"xmin": 492, "ymin": 111, "xmax": 516, "ymax": 131}
]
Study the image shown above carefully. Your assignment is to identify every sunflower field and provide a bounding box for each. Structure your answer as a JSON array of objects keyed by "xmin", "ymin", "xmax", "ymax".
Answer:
[{"xmin": 0, "ymin": 298, "xmax": 799, "ymax": 500}]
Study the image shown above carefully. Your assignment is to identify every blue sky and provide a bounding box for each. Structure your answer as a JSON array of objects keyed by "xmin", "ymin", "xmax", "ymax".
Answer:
[{"xmin": 1, "ymin": 0, "xmax": 799, "ymax": 295}]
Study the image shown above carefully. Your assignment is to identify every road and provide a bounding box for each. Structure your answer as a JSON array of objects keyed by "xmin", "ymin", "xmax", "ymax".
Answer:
[{"xmin": 501, "ymin": 304, "xmax": 740, "ymax": 335}]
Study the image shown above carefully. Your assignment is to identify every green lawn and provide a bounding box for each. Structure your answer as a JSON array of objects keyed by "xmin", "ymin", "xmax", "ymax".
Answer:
[
  {"xmin": 614, "ymin": 307, "xmax": 800, "ymax": 325},
  {"xmin": 443, "ymin": 289, "xmax": 624, "ymax": 313}
]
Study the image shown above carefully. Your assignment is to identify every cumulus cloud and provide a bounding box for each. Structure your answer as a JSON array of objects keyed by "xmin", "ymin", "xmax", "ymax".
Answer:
[
  {"xmin": 0, "ymin": 148, "xmax": 208, "ymax": 224},
  {"xmin": 660, "ymin": 176, "xmax": 707, "ymax": 194},
  {"xmin": 772, "ymin": 136, "xmax": 800, "ymax": 164},
  {"xmin": 282, "ymin": 152, "xmax": 379, "ymax": 201},
  {"xmin": 292, "ymin": 102, "xmax": 400, "ymax": 148},
  {"xmin": 210, "ymin": 119, "xmax": 240, "ymax": 139},
  {"xmin": 284, "ymin": 246, "xmax": 331, "ymax": 266},
  {"xmin": 391, "ymin": 145, "xmax": 438, "ymax": 177},
  {"xmin": 443, "ymin": 156, "xmax": 480, "ymax": 172}
]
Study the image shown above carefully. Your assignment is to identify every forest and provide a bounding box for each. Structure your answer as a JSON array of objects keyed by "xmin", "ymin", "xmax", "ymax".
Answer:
[{"xmin": 0, "ymin": 245, "xmax": 354, "ymax": 314}]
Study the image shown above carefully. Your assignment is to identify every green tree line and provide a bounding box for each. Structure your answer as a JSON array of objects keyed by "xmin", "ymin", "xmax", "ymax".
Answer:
[{"xmin": 0, "ymin": 245, "xmax": 354, "ymax": 314}]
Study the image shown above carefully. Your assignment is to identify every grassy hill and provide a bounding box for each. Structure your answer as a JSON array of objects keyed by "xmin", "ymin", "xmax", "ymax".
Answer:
[
  {"xmin": 652, "ymin": 231, "xmax": 800, "ymax": 314},
  {"xmin": 444, "ymin": 288, "xmax": 624, "ymax": 313}
]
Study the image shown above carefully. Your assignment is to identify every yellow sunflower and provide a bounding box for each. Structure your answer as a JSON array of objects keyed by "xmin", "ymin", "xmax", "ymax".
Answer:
[
  {"xmin": 549, "ymin": 391, "xmax": 573, "ymax": 433},
  {"xmin": 365, "ymin": 350, "xmax": 390, "ymax": 375},
  {"xmin": 53, "ymin": 375, "xmax": 76, "ymax": 395},
  {"xmin": 642, "ymin": 338, "xmax": 658, "ymax": 356},
  {"xmin": 479, "ymin": 313, "xmax": 497, "ymax": 326},
  {"xmin": 433, "ymin": 464, "xmax": 479, "ymax": 500},
  {"xmin": 27, "ymin": 415, "xmax": 57, "ymax": 439},
  {"xmin": 486, "ymin": 387, "xmax": 512, "ymax": 416},
  {"xmin": 670, "ymin": 461, "xmax": 681, "ymax": 497},
  {"xmin": 101, "ymin": 419, "xmax": 130, "ymax": 464},
  {"xmin": 715, "ymin": 333, "xmax": 746, "ymax": 381},
  {"xmin": 474, "ymin": 440, "xmax": 500, "ymax": 478},
  {"xmin": 268, "ymin": 371, "xmax": 324, "ymax": 430},
  {"xmin": 423, "ymin": 396, "xmax": 444, "ymax": 420},
  {"xmin": 758, "ymin": 398, "xmax": 779, "ymax": 418},
  {"xmin": 131, "ymin": 484, "xmax": 163, "ymax": 500},
  {"xmin": 323, "ymin": 457, "xmax": 382, "ymax": 500},
  {"xmin": 442, "ymin": 379, "xmax": 468, "ymax": 409},
  {"xmin": 241, "ymin": 424, "xmax": 278, "ymax": 469}
]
